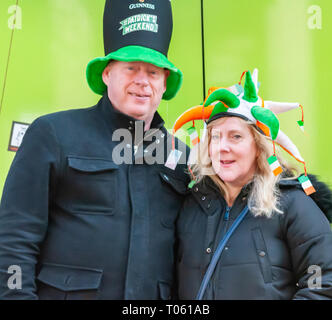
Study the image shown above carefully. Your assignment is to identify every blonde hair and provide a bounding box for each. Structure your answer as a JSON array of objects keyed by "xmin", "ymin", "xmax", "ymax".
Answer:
[{"xmin": 190, "ymin": 117, "xmax": 299, "ymax": 218}]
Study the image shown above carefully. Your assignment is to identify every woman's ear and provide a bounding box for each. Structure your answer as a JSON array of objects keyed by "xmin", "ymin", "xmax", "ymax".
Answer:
[{"xmin": 256, "ymin": 148, "xmax": 261, "ymax": 158}]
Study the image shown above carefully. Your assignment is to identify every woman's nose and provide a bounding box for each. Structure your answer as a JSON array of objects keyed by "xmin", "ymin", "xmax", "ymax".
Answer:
[
  {"xmin": 219, "ymin": 143, "xmax": 231, "ymax": 152},
  {"xmin": 219, "ymin": 139, "xmax": 231, "ymax": 152},
  {"xmin": 211, "ymin": 137, "xmax": 230, "ymax": 155}
]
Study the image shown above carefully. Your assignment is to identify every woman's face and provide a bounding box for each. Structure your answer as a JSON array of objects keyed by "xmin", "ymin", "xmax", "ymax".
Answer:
[{"xmin": 209, "ymin": 117, "xmax": 258, "ymax": 189}]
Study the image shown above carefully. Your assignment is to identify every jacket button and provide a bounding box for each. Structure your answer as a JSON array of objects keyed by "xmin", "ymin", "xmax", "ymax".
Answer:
[
  {"xmin": 224, "ymin": 246, "xmax": 229, "ymax": 250},
  {"xmin": 201, "ymin": 196, "xmax": 206, "ymax": 201},
  {"xmin": 126, "ymin": 144, "xmax": 131, "ymax": 149},
  {"xmin": 161, "ymin": 134, "xmax": 165, "ymax": 138},
  {"xmin": 129, "ymin": 121, "xmax": 134, "ymax": 125},
  {"xmin": 207, "ymin": 203, "xmax": 211, "ymax": 209},
  {"xmin": 194, "ymin": 187, "xmax": 199, "ymax": 192},
  {"xmin": 163, "ymin": 174, "xmax": 169, "ymax": 181},
  {"xmin": 259, "ymin": 251, "xmax": 266, "ymax": 257},
  {"xmin": 156, "ymin": 139, "xmax": 160, "ymax": 144},
  {"xmin": 206, "ymin": 247, "xmax": 212, "ymax": 254}
]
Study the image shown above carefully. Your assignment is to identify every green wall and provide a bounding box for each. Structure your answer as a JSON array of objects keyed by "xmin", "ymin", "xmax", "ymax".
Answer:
[
  {"xmin": 1, "ymin": 0, "xmax": 332, "ymax": 196},
  {"xmin": 203, "ymin": 0, "xmax": 332, "ymax": 185}
]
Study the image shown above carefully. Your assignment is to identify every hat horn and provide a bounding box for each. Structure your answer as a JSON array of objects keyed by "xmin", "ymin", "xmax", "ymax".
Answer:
[
  {"xmin": 251, "ymin": 68, "xmax": 259, "ymax": 93},
  {"xmin": 275, "ymin": 129, "xmax": 304, "ymax": 163},
  {"xmin": 204, "ymin": 88, "xmax": 240, "ymax": 108},
  {"xmin": 251, "ymin": 106, "xmax": 280, "ymax": 140},
  {"xmin": 173, "ymin": 105, "xmax": 214, "ymax": 133},
  {"xmin": 265, "ymin": 101, "xmax": 300, "ymax": 114},
  {"xmin": 243, "ymin": 71, "xmax": 258, "ymax": 102}
]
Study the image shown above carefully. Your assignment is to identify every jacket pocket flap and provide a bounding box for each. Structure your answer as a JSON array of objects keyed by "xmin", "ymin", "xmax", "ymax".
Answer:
[
  {"xmin": 159, "ymin": 172, "xmax": 188, "ymax": 195},
  {"xmin": 37, "ymin": 263, "xmax": 103, "ymax": 291},
  {"xmin": 68, "ymin": 156, "xmax": 118, "ymax": 173}
]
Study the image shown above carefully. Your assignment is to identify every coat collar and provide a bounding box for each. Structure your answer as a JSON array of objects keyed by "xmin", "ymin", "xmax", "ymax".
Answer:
[
  {"xmin": 191, "ymin": 175, "xmax": 299, "ymax": 217},
  {"xmin": 198, "ymin": 174, "xmax": 301, "ymax": 194},
  {"xmin": 97, "ymin": 94, "xmax": 165, "ymax": 132}
]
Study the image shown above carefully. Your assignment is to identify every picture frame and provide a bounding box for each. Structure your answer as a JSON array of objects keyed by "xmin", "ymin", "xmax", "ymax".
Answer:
[{"xmin": 8, "ymin": 121, "xmax": 30, "ymax": 152}]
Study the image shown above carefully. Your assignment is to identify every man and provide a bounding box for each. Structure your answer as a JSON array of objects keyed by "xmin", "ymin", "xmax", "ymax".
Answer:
[{"xmin": 0, "ymin": 0, "xmax": 189, "ymax": 299}]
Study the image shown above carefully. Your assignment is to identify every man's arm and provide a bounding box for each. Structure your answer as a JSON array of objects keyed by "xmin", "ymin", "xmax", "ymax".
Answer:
[{"xmin": 0, "ymin": 117, "xmax": 60, "ymax": 299}]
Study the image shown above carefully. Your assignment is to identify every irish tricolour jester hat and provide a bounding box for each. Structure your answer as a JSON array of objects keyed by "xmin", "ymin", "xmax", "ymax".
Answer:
[
  {"xmin": 172, "ymin": 69, "xmax": 315, "ymax": 195},
  {"xmin": 86, "ymin": 0, "xmax": 183, "ymax": 100}
]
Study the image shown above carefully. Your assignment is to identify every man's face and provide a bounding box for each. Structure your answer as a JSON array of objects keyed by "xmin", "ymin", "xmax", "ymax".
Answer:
[{"xmin": 102, "ymin": 61, "xmax": 169, "ymax": 126}]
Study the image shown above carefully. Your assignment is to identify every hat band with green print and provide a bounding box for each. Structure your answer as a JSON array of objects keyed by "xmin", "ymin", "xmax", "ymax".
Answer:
[{"xmin": 86, "ymin": 45, "xmax": 183, "ymax": 100}]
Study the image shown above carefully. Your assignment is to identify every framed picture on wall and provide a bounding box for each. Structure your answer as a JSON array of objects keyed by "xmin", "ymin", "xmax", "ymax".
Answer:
[{"xmin": 8, "ymin": 121, "xmax": 30, "ymax": 152}]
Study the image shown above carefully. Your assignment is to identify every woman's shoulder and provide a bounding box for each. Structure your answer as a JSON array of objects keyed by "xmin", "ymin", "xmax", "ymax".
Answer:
[
  {"xmin": 276, "ymin": 175, "xmax": 332, "ymax": 251},
  {"xmin": 278, "ymin": 174, "xmax": 332, "ymax": 223}
]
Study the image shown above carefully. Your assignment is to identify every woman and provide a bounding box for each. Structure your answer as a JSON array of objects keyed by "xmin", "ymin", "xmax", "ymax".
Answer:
[{"xmin": 174, "ymin": 69, "xmax": 332, "ymax": 299}]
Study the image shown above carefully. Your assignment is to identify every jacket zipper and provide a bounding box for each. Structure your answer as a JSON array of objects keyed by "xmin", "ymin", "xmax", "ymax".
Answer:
[{"xmin": 224, "ymin": 206, "xmax": 231, "ymax": 221}]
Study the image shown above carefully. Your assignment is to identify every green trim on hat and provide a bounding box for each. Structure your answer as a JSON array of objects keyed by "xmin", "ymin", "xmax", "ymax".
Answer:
[
  {"xmin": 251, "ymin": 106, "xmax": 280, "ymax": 140},
  {"xmin": 204, "ymin": 88, "xmax": 240, "ymax": 109},
  {"xmin": 86, "ymin": 45, "xmax": 183, "ymax": 100},
  {"xmin": 209, "ymin": 102, "xmax": 229, "ymax": 119}
]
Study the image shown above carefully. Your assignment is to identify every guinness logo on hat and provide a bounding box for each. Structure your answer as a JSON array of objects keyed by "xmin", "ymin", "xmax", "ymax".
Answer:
[{"xmin": 86, "ymin": 0, "xmax": 182, "ymax": 100}]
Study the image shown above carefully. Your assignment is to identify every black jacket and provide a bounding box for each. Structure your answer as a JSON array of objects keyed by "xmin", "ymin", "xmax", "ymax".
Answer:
[
  {"xmin": 0, "ymin": 95, "xmax": 189, "ymax": 299},
  {"xmin": 176, "ymin": 175, "xmax": 332, "ymax": 300}
]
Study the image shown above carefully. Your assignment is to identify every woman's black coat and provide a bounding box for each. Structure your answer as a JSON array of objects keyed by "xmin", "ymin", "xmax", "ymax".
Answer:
[{"xmin": 176, "ymin": 175, "xmax": 332, "ymax": 300}]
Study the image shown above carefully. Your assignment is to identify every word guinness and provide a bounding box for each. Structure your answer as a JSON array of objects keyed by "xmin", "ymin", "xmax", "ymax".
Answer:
[{"xmin": 129, "ymin": 3, "xmax": 155, "ymax": 10}]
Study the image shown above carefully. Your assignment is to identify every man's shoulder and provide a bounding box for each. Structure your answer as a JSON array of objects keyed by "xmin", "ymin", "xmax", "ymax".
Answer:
[
  {"xmin": 29, "ymin": 103, "xmax": 102, "ymax": 137},
  {"xmin": 38, "ymin": 104, "xmax": 97, "ymax": 124}
]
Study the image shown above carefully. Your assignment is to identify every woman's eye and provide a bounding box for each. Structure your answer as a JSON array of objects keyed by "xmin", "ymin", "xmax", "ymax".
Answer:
[
  {"xmin": 211, "ymin": 135, "xmax": 220, "ymax": 140},
  {"xmin": 233, "ymin": 134, "xmax": 241, "ymax": 139}
]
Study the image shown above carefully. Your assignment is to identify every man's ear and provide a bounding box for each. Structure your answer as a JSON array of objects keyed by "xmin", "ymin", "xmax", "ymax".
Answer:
[
  {"xmin": 102, "ymin": 65, "xmax": 111, "ymax": 86},
  {"xmin": 163, "ymin": 69, "xmax": 170, "ymax": 91}
]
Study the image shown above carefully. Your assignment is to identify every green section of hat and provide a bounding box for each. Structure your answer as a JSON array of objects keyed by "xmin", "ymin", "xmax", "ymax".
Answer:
[{"xmin": 0, "ymin": 0, "xmax": 332, "ymax": 197}]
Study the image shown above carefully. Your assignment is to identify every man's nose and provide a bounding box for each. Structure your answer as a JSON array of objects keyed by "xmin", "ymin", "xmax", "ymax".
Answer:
[{"xmin": 133, "ymin": 70, "xmax": 149, "ymax": 86}]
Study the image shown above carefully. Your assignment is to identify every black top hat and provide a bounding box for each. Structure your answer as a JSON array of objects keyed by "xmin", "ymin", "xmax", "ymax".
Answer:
[{"xmin": 86, "ymin": 0, "xmax": 183, "ymax": 100}]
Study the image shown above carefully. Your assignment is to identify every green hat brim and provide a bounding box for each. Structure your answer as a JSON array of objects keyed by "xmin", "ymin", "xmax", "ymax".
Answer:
[{"xmin": 86, "ymin": 45, "xmax": 183, "ymax": 100}]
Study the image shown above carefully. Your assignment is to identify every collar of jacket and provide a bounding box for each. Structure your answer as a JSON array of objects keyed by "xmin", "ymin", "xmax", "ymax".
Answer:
[
  {"xmin": 190, "ymin": 177, "xmax": 225, "ymax": 215},
  {"xmin": 191, "ymin": 173, "xmax": 332, "ymax": 222},
  {"xmin": 191, "ymin": 175, "xmax": 297, "ymax": 217},
  {"xmin": 196, "ymin": 174, "xmax": 299, "ymax": 195},
  {"xmin": 98, "ymin": 94, "xmax": 165, "ymax": 132}
]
